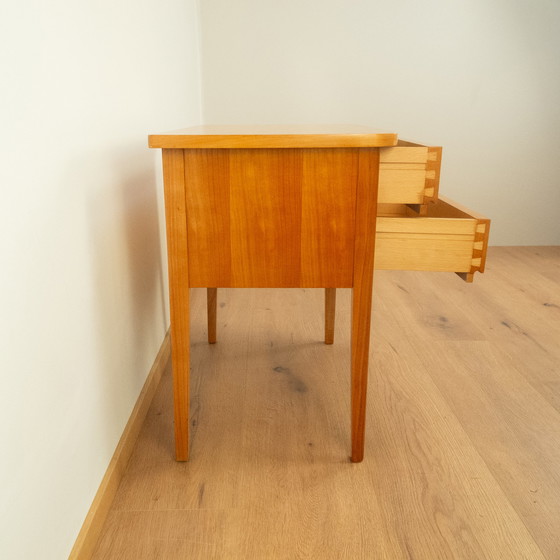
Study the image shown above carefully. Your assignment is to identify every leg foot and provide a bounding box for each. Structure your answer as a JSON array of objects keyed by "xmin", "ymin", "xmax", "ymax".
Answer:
[
  {"xmin": 325, "ymin": 288, "xmax": 336, "ymax": 344},
  {"xmin": 207, "ymin": 288, "xmax": 217, "ymax": 344}
]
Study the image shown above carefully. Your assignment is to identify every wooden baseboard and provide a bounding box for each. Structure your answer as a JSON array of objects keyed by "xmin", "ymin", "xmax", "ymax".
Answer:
[{"xmin": 68, "ymin": 331, "xmax": 171, "ymax": 559}]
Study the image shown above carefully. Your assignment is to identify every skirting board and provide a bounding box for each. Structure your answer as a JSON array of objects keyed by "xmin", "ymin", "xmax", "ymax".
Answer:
[{"xmin": 68, "ymin": 331, "xmax": 171, "ymax": 559}]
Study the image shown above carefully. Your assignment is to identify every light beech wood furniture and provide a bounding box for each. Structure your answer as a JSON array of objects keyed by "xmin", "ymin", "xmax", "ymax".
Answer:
[
  {"xmin": 148, "ymin": 126, "xmax": 490, "ymax": 463},
  {"xmin": 375, "ymin": 140, "xmax": 489, "ymax": 282}
]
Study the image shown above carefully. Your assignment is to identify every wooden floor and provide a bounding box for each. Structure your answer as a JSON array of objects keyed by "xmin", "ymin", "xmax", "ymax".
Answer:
[{"xmin": 92, "ymin": 246, "xmax": 560, "ymax": 560}]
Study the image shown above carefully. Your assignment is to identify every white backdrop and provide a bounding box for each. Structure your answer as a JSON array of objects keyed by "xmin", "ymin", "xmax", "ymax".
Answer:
[{"xmin": 198, "ymin": 0, "xmax": 560, "ymax": 245}]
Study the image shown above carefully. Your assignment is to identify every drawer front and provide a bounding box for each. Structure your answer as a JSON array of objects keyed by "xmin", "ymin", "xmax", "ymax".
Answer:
[
  {"xmin": 379, "ymin": 140, "xmax": 442, "ymax": 209},
  {"xmin": 375, "ymin": 196, "xmax": 490, "ymax": 282}
]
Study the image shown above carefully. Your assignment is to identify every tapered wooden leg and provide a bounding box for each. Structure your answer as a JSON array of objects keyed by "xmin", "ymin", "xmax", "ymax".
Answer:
[
  {"xmin": 207, "ymin": 288, "xmax": 217, "ymax": 344},
  {"xmin": 350, "ymin": 148, "xmax": 379, "ymax": 463},
  {"xmin": 171, "ymin": 299, "xmax": 190, "ymax": 462},
  {"xmin": 325, "ymin": 288, "xmax": 336, "ymax": 344},
  {"xmin": 162, "ymin": 149, "xmax": 190, "ymax": 461},
  {"xmin": 351, "ymin": 284, "xmax": 374, "ymax": 463}
]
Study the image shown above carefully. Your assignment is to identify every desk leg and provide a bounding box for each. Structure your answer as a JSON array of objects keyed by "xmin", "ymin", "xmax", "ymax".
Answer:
[
  {"xmin": 207, "ymin": 288, "xmax": 217, "ymax": 344},
  {"xmin": 171, "ymin": 298, "xmax": 190, "ymax": 461},
  {"xmin": 351, "ymin": 283, "xmax": 373, "ymax": 463},
  {"xmin": 350, "ymin": 148, "xmax": 378, "ymax": 463},
  {"xmin": 163, "ymin": 149, "xmax": 191, "ymax": 461},
  {"xmin": 324, "ymin": 288, "xmax": 336, "ymax": 344}
]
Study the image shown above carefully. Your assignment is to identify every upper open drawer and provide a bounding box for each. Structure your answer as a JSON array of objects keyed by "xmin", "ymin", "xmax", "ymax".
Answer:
[
  {"xmin": 379, "ymin": 140, "xmax": 442, "ymax": 210},
  {"xmin": 375, "ymin": 196, "xmax": 490, "ymax": 282}
]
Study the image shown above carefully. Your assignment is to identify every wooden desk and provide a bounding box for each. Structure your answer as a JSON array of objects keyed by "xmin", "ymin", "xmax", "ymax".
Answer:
[{"xmin": 149, "ymin": 125, "xmax": 398, "ymax": 462}]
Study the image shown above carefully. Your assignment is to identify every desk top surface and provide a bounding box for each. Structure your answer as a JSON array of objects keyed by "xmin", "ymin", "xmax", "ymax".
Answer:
[{"xmin": 149, "ymin": 124, "xmax": 398, "ymax": 149}]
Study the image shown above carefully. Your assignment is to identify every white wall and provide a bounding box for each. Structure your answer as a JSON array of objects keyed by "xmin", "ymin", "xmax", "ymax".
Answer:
[
  {"xmin": 199, "ymin": 0, "xmax": 560, "ymax": 245},
  {"xmin": 0, "ymin": 1, "xmax": 201, "ymax": 558}
]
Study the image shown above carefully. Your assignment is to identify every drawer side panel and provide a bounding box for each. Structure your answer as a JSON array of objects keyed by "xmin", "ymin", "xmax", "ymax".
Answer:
[{"xmin": 375, "ymin": 235, "xmax": 475, "ymax": 272}]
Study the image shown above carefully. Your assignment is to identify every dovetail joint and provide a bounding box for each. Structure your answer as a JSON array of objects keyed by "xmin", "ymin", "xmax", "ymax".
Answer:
[{"xmin": 469, "ymin": 221, "xmax": 488, "ymax": 274}]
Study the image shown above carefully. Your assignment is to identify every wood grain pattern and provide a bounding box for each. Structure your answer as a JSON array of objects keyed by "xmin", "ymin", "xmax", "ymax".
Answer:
[
  {"xmin": 229, "ymin": 149, "xmax": 303, "ymax": 287},
  {"xmin": 376, "ymin": 235, "xmax": 476, "ymax": 272},
  {"xmin": 375, "ymin": 248, "xmax": 560, "ymax": 558},
  {"xmin": 350, "ymin": 148, "xmax": 379, "ymax": 462},
  {"xmin": 184, "ymin": 148, "xmax": 360, "ymax": 288},
  {"xmin": 183, "ymin": 149, "xmax": 232, "ymax": 287},
  {"xmin": 162, "ymin": 149, "xmax": 190, "ymax": 461},
  {"xmin": 376, "ymin": 217, "xmax": 476, "ymax": 235},
  {"xmin": 379, "ymin": 145, "xmax": 428, "ymax": 162},
  {"xmin": 300, "ymin": 149, "xmax": 357, "ymax": 287},
  {"xmin": 378, "ymin": 168, "xmax": 427, "ymax": 203},
  {"xmin": 149, "ymin": 124, "xmax": 397, "ymax": 149},
  {"xmin": 91, "ymin": 247, "xmax": 560, "ymax": 559}
]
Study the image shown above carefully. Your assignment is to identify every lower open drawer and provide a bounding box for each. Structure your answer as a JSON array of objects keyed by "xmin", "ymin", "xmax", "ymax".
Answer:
[{"xmin": 374, "ymin": 196, "xmax": 490, "ymax": 282}]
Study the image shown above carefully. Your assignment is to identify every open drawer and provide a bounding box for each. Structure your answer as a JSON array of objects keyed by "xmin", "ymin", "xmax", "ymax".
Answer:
[
  {"xmin": 374, "ymin": 196, "xmax": 490, "ymax": 282},
  {"xmin": 379, "ymin": 140, "xmax": 442, "ymax": 210}
]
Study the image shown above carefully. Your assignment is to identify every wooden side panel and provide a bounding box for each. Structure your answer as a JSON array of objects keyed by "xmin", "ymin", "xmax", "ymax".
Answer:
[
  {"xmin": 184, "ymin": 150, "xmax": 231, "ymax": 287},
  {"xmin": 379, "ymin": 146, "xmax": 428, "ymax": 163},
  {"xmin": 377, "ymin": 203, "xmax": 421, "ymax": 217},
  {"xmin": 378, "ymin": 168, "xmax": 426, "ymax": 203},
  {"xmin": 185, "ymin": 148, "xmax": 359, "ymax": 288},
  {"xmin": 377, "ymin": 216, "xmax": 476, "ymax": 236},
  {"xmin": 229, "ymin": 149, "xmax": 303, "ymax": 287},
  {"xmin": 374, "ymin": 234, "xmax": 476, "ymax": 272},
  {"xmin": 300, "ymin": 149, "xmax": 357, "ymax": 287}
]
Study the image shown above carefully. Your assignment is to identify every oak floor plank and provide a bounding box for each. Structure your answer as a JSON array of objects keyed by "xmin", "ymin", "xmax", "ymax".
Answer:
[
  {"xmin": 372, "ymin": 249, "xmax": 560, "ymax": 558},
  {"xmin": 380, "ymin": 249, "xmax": 560, "ymax": 415},
  {"xmin": 365, "ymin": 307, "xmax": 545, "ymax": 558},
  {"xmin": 92, "ymin": 510, "xmax": 227, "ymax": 559},
  {"xmin": 92, "ymin": 247, "xmax": 560, "ymax": 560}
]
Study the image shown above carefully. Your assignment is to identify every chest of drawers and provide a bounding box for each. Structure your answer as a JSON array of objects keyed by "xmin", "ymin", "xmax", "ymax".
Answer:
[{"xmin": 149, "ymin": 126, "xmax": 490, "ymax": 462}]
